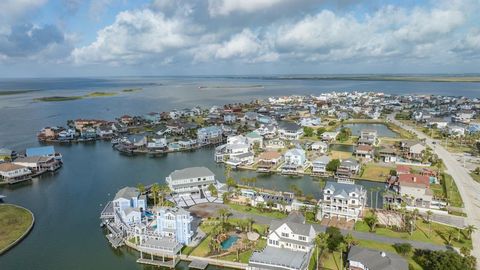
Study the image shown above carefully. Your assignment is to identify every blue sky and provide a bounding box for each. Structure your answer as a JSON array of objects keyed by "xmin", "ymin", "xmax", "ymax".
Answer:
[{"xmin": 0, "ymin": 0, "xmax": 479, "ymax": 77}]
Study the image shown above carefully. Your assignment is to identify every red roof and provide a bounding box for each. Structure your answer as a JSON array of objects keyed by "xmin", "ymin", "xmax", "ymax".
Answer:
[
  {"xmin": 396, "ymin": 165, "xmax": 411, "ymax": 174},
  {"xmin": 398, "ymin": 173, "xmax": 430, "ymax": 188}
]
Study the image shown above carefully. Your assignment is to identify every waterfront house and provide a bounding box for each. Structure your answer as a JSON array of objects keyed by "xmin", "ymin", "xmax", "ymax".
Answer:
[
  {"xmin": 112, "ymin": 187, "xmax": 146, "ymax": 226},
  {"xmin": 354, "ymin": 145, "xmax": 374, "ymax": 160},
  {"xmin": 13, "ymin": 156, "xmax": 61, "ymax": 173},
  {"xmin": 248, "ymin": 212, "xmax": 315, "ymax": 270},
  {"xmin": 0, "ymin": 148, "xmax": 17, "ymax": 162},
  {"xmin": 144, "ymin": 112, "xmax": 161, "ymax": 123},
  {"xmin": 347, "ymin": 246, "xmax": 408, "ymax": 270},
  {"xmin": 310, "ymin": 141, "xmax": 328, "ymax": 153},
  {"xmin": 257, "ymin": 151, "xmax": 284, "ymax": 172},
  {"xmin": 358, "ymin": 129, "xmax": 378, "ymax": 146},
  {"xmin": 147, "ymin": 137, "xmax": 168, "ymax": 150},
  {"xmin": 96, "ymin": 124, "xmax": 114, "ymax": 138},
  {"xmin": 215, "ymin": 135, "xmax": 250, "ymax": 162},
  {"xmin": 177, "ymin": 139, "xmax": 197, "ymax": 149},
  {"xmin": 197, "ymin": 126, "xmax": 223, "ymax": 145},
  {"xmin": 318, "ymin": 181, "xmax": 366, "ymax": 222},
  {"xmin": 385, "ymin": 173, "xmax": 433, "ymax": 208},
  {"xmin": 0, "ymin": 163, "xmax": 32, "ymax": 184},
  {"xmin": 335, "ymin": 159, "xmax": 360, "ymax": 181},
  {"xmin": 226, "ymin": 152, "xmax": 254, "ymax": 167},
  {"xmin": 378, "ymin": 145, "xmax": 397, "ymax": 163},
  {"xmin": 251, "ymin": 193, "xmax": 294, "ymax": 212},
  {"xmin": 282, "ymin": 148, "xmax": 307, "ymax": 173},
  {"xmin": 119, "ymin": 115, "xmax": 134, "ymax": 126},
  {"xmin": 399, "ymin": 141, "xmax": 426, "ymax": 161},
  {"xmin": 80, "ymin": 127, "xmax": 97, "ymax": 139},
  {"xmin": 312, "ymin": 156, "xmax": 331, "ymax": 176},
  {"xmin": 166, "ymin": 167, "xmax": 216, "ymax": 195},
  {"xmin": 255, "ymin": 124, "xmax": 277, "ymax": 139},
  {"xmin": 278, "ymin": 122, "xmax": 303, "ymax": 140},
  {"xmin": 322, "ymin": 131, "xmax": 339, "ymax": 141},
  {"xmin": 26, "ymin": 146, "xmax": 56, "ymax": 158},
  {"xmin": 154, "ymin": 206, "xmax": 193, "ymax": 245},
  {"xmin": 448, "ymin": 125, "xmax": 466, "ymax": 137},
  {"xmin": 58, "ymin": 128, "xmax": 75, "ymax": 141},
  {"xmin": 74, "ymin": 119, "xmax": 106, "ymax": 131}
]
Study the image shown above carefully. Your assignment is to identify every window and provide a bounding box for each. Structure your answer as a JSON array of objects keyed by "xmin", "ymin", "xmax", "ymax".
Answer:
[
  {"xmin": 298, "ymin": 236, "xmax": 306, "ymax": 241},
  {"xmin": 281, "ymin": 232, "xmax": 289, "ymax": 238}
]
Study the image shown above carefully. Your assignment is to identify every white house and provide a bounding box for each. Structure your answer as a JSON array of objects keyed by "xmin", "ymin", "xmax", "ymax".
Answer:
[
  {"xmin": 278, "ymin": 122, "xmax": 303, "ymax": 140},
  {"xmin": 448, "ymin": 125, "xmax": 466, "ymax": 137},
  {"xmin": 347, "ymin": 246, "xmax": 408, "ymax": 270},
  {"xmin": 284, "ymin": 149, "xmax": 307, "ymax": 168},
  {"xmin": 166, "ymin": 167, "xmax": 216, "ymax": 195},
  {"xmin": 310, "ymin": 141, "xmax": 328, "ymax": 153},
  {"xmin": 319, "ymin": 181, "xmax": 366, "ymax": 222},
  {"xmin": 147, "ymin": 137, "xmax": 168, "ymax": 150},
  {"xmin": 246, "ymin": 132, "xmax": 263, "ymax": 148},
  {"xmin": 322, "ymin": 131, "xmax": 339, "ymax": 141},
  {"xmin": 312, "ymin": 156, "xmax": 331, "ymax": 175},
  {"xmin": 248, "ymin": 212, "xmax": 315, "ymax": 270},
  {"xmin": 197, "ymin": 126, "xmax": 223, "ymax": 145},
  {"xmin": 215, "ymin": 135, "xmax": 251, "ymax": 162},
  {"xmin": 0, "ymin": 163, "xmax": 31, "ymax": 184}
]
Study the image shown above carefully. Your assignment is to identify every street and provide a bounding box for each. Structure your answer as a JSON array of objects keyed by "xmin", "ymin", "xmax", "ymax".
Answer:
[{"xmin": 388, "ymin": 114, "xmax": 480, "ymax": 268}]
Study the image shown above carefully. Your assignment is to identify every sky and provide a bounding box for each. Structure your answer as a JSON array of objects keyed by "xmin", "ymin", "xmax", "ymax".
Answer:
[{"xmin": 0, "ymin": 0, "xmax": 479, "ymax": 77}]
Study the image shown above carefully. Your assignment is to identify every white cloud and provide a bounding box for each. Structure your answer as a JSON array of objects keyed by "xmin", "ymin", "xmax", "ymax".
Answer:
[
  {"xmin": 192, "ymin": 29, "xmax": 278, "ymax": 63},
  {"xmin": 72, "ymin": 9, "xmax": 199, "ymax": 64},
  {"xmin": 208, "ymin": 0, "xmax": 288, "ymax": 16}
]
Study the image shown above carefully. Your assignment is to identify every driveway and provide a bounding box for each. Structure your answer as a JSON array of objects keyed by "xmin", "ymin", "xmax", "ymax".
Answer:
[{"xmin": 388, "ymin": 114, "xmax": 480, "ymax": 266}]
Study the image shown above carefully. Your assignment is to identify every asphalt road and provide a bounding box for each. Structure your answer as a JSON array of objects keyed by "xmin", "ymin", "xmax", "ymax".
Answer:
[{"xmin": 388, "ymin": 114, "xmax": 480, "ymax": 267}]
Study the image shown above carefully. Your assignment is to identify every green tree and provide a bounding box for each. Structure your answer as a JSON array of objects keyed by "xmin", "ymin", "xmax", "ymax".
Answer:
[
  {"xmin": 136, "ymin": 183, "xmax": 145, "ymax": 194},
  {"xmin": 151, "ymin": 183, "xmax": 160, "ymax": 206},
  {"xmin": 316, "ymin": 127, "xmax": 326, "ymax": 138},
  {"xmin": 465, "ymin": 225, "xmax": 477, "ymax": 240},
  {"xmin": 226, "ymin": 177, "xmax": 237, "ymax": 189},
  {"xmin": 414, "ymin": 249, "xmax": 475, "ymax": 270},
  {"xmin": 364, "ymin": 213, "xmax": 378, "ymax": 232},
  {"xmin": 303, "ymin": 127, "xmax": 314, "ymax": 137},
  {"xmin": 394, "ymin": 243, "xmax": 413, "ymax": 256},
  {"xmin": 208, "ymin": 184, "xmax": 218, "ymax": 196},
  {"xmin": 326, "ymin": 226, "xmax": 344, "ymax": 252},
  {"xmin": 326, "ymin": 159, "xmax": 341, "ymax": 172},
  {"xmin": 315, "ymin": 233, "xmax": 329, "ymax": 270}
]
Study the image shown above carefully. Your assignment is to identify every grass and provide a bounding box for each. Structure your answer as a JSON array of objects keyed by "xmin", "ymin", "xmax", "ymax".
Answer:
[
  {"xmin": 329, "ymin": 150, "xmax": 352, "ymax": 160},
  {"xmin": 321, "ymin": 251, "xmax": 342, "ymax": 270},
  {"xmin": 0, "ymin": 90, "xmax": 36, "ymax": 96},
  {"xmin": 122, "ymin": 88, "xmax": 142, "ymax": 92},
  {"xmin": 354, "ymin": 218, "xmax": 472, "ymax": 249},
  {"xmin": 34, "ymin": 96, "xmax": 83, "ymax": 102},
  {"xmin": 219, "ymin": 238, "xmax": 267, "ymax": 263},
  {"xmin": 227, "ymin": 203, "xmax": 287, "ymax": 219},
  {"xmin": 85, "ymin": 91, "xmax": 117, "ymax": 97},
  {"xmin": 385, "ymin": 122, "xmax": 415, "ymax": 139},
  {"xmin": 0, "ymin": 205, "xmax": 34, "ymax": 252},
  {"xmin": 442, "ymin": 173, "xmax": 464, "ymax": 208},
  {"xmin": 360, "ymin": 164, "xmax": 393, "ymax": 182},
  {"xmin": 356, "ymin": 239, "xmax": 423, "ymax": 270}
]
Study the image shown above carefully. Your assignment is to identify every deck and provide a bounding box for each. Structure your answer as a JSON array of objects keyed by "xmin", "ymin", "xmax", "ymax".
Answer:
[{"xmin": 189, "ymin": 259, "xmax": 209, "ymax": 269}]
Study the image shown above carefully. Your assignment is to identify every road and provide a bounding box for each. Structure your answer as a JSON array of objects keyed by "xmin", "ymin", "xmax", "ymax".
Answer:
[{"xmin": 388, "ymin": 114, "xmax": 480, "ymax": 267}]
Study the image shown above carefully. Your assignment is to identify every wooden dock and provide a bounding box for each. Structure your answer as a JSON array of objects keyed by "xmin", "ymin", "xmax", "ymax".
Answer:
[{"xmin": 188, "ymin": 259, "xmax": 209, "ymax": 269}]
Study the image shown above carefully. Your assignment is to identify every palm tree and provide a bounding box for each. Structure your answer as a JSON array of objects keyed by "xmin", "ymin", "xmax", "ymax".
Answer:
[
  {"xmin": 315, "ymin": 233, "xmax": 329, "ymax": 270},
  {"xmin": 136, "ymin": 183, "xmax": 145, "ymax": 194},
  {"xmin": 364, "ymin": 213, "xmax": 378, "ymax": 232},
  {"xmin": 217, "ymin": 208, "xmax": 231, "ymax": 224},
  {"xmin": 426, "ymin": 210, "xmax": 433, "ymax": 237},
  {"xmin": 151, "ymin": 183, "xmax": 160, "ymax": 206},
  {"xmin": 465, "ymin": 225, "xmax": 477, "ymax": 240},
  {"xmin": 344, "ymin": 233, "xmax": 355, "ymax": 249},
  {"xmin": 224, "ymin": 164, "xmax": 232, "ymax": 179},
  {"xmin": 337, "ymin": 242, "xmax": 347, "ymax": 270},
  {"xmin": 445, "ymin": 229, "xmax": 456, "ymax": 245},
  {"xmin": 247, "ymin": 218, "xmax": 254, "ymax": 232}
]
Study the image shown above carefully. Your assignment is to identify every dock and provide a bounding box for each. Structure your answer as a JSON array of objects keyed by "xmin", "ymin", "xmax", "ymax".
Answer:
[{"xmin": 189, "ymin": 259, "xmax": 209, "ymax": 269}]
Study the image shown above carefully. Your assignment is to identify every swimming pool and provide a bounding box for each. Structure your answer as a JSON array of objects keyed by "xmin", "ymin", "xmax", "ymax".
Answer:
[{"xmin": 220, "ymin": 235, "xmax": 239, "ymax": 250}]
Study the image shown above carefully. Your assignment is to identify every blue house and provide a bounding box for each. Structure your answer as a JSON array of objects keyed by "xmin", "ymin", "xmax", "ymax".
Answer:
[
  {"xmin": 155, "ymin": 207, "xmax": 194, "ymax": 245},
  {"xmin": 26, "ymin": 146, "xmax": 55, "ymax": 157}
]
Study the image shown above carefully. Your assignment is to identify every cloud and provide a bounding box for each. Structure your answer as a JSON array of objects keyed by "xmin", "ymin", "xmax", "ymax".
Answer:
[
  {"xmin": 0, "ymin": 0, "xmax": 47, "ymax": 23},
  {"xmin": 192, "ymin": 29, "xmax": 278, "ymax": 63},
  {"xmin": 208, "ymin": 0, "xmax": 288, "ymax": 16},
  {"xmin": 0, "ymin": 23, "xmax": 65, "ymax": 58},
  {"xmin": 72, "ymin": 9, "xmax": 200, "ymax": 65}
]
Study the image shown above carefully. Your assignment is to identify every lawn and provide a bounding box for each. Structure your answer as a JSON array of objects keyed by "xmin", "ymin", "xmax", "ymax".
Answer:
[
  {"xmin": 329, "ymin": 150, "xmax": 352, "ymax": 160},
  {"xmin": 360, "ymin": 164, "xmax": 393, "ymax": 182},
  {"xmin": 219, "ymin": 238, "xmax": 267, "ymax": 263},
  {"xmin": 228, "ymin": 203, "xmax": 287, "ymax": 219},
  {"xmin": 356, "ymin": 239, "xmax": 423, "ymax": 270},
  {"xmin": 0, "ymin": 204, "xmax": 34, "ymax": 252},
  {"xmin": 442, "ymin": 173, "xmax": 464, "ymax": 208},
  {"xmin": 355, "ymin": 218, "xmax": 472, "ymax": 249},
  {"xmin": 321, "ymin": 251, "xmax": 342, "ymax": 270}
]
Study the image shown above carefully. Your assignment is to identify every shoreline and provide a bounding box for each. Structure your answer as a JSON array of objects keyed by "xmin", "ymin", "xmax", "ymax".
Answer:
[{"xmin": 0, "ymin": 204, "xmax": 35, "ymax": 255}]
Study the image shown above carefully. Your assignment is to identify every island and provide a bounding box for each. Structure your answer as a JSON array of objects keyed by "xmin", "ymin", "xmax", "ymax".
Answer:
[{"xmin": 0, "ymin": 204, "xmax": 35, "ymax": 254}]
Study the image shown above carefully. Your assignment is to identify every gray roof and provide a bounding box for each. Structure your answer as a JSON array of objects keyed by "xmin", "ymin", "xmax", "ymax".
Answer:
[
  {"xmin": 13, "ymin": 156, "xmax": 52, "ymax": 163},
  {"xmin": 347, "ymin": 246, "xmax": 408, "ymax": 270},
  {"xmin": 279, "ymin": 121, "xmax": 301, "ymax": 131},
  {"xmin": 169, "ymin": 167, "xmax": 214, "ymax": 180},
  {"xmin": 324, "ymin": 181, "xmax": 364, "ymax": 197},
  {"xmin": 269, "ymin": 212, "xmax": 314, "ymax": 237},
  {"xmin": 341, "ymin": 158, "xmax": 359, "ymax": 167},
  {"xmin": 114, "ymin": 187, "xmax": 139, "ymax": 200},
  {"xmin": 249, "ymin": 246, "xmax": 311, "ymax": 270},
  {"xmin": 314, "ymin": 155, "xmax": 331, "ymax": 164}
]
